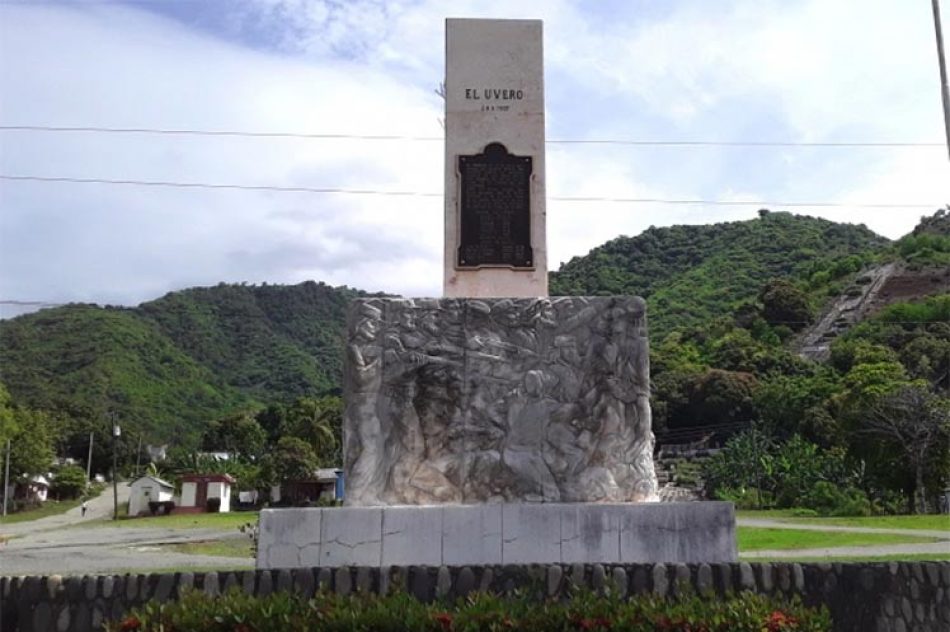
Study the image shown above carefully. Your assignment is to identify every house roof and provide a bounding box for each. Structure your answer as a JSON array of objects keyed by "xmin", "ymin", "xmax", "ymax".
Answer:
[
  {"xmin": 130, "ymin": 475, "xmax": 175, "ymax": 489},
  {"xmin": 180, "ymin": 473, "xmax": 235, "ymax": 484},
  {"xmin": 315, "ymin": 468, "xmax": 341, "ymax": 482},
  {"xmin": 29, "ymin": 475, "xmax": 50, "ymax": 487}
]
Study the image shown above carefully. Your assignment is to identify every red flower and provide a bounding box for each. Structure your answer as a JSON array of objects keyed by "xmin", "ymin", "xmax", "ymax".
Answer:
[
  {"xmin": 433, "ymin": 612, "xmax": 453, "ymax": 631},
  {"xmin": 119, "ymin": 617, "xmax": 141, "ymax": 632},
  {"xmin": 766, "ymin": 610, "xmax": 798, "ymax": 631}
]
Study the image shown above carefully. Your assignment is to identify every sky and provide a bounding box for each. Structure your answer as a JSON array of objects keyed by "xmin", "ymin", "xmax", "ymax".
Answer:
[{"xmin": 1, "ymin": 0, "xmax": 948, "ymax": 318}]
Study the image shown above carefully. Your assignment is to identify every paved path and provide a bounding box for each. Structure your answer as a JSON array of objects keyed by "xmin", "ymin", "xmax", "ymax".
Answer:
[
  {"xmin": 737, "ymin": 516, "xmax": 950, "ymax": 559},
  {"xmin": 0, "ymin": 484, "xmax": 131, "ymax": 537},
  {"xmin": 1, "ymin": 487, "xmax": 255, "ymax": 575},
  {"xmin": 1, "ymin": 524, "xmax": 252, "ymax": 575}
]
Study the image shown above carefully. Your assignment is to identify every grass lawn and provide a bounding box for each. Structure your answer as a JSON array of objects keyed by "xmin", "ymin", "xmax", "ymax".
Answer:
[
  {"xmin": 167, "ymin": 538, "xmax": 254, "ymax": 558},
  {"xmin": 108, "ymin": 511, "xmax": 259, "ymax": 530},
  {"xmin": 741, "ymin": 552, "xmax": 950, "ymax": 562},
  {"xmin": 737, "ymin": 526, "xmax": 940, "ymax": 551},
  {"xmin": 0, "ymin": 498, "xmax": 82, "ymax": 524},
  {"xmin": 737, "ymin": 510, "xmax": 950, "ymax": 532}
]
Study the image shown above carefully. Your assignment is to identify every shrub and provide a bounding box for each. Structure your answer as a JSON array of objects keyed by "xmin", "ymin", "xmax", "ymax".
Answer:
[
  {"xmin": 802, "ymin": 481, "xmax": 871, "ymax": 517},
  {"xmin": 704, "ymin": 431, "xmax": 857, "ymax": 510},
  {"xmin": 50, "ymin": 465, "xmax": 87, "ymax": 499},
  {"xmin": 714, "ymin": 486, "xmax": 772, "ymax": 510},
  {"xmin": 105, "ymin": 587, "xmax": 831, "ymax": 632}
]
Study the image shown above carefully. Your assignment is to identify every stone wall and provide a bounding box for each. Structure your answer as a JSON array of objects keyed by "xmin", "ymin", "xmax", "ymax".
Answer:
[
  {"xmin": 3, "ymin": 562, "xmax": 947, "ymax": 632},
  {"xmin": 256, "ymin": 503, "xmax": 737, "ymax": 568}
]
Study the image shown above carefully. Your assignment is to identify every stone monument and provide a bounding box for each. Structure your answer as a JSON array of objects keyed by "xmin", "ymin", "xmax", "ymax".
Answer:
[
  {"xmin": 257, "ymin": 18, "xmax": 736, "ymax": 569},
  {"xmin": 443, "ymin": 18, "xmax": 547, "ymax": 298},
  {"xmin": 342, "ymin": 296, "xmax": 659, "ymax": 506}
]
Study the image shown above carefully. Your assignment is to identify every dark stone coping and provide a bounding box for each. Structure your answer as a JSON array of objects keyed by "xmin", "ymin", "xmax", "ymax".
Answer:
[{"xmin": 2, "ymin": 562, "xmax": 948, "ymax": 632}]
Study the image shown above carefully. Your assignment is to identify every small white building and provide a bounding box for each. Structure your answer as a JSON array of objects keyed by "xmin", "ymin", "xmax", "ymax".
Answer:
[
  {"xmin": 179, "ymin": 473, "xmax": 235, "ymax": 513},
  {"xmin": 18, "ymin": 475, "xmax": 50, "ymax": 503},
  {"xmin": 128, "ymin": 475, "xmax": 175, "ymax": 516}
]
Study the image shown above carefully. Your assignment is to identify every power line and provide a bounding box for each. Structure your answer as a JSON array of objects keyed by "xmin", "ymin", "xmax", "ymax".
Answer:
[
  {"xmin": 0, "ymin": 125, "xmax": 943, "ymax": 148},
  {"xmin": 0, "ymin": 300, "xmax": 64, "ymax": 306},
  {"xmin": 0, "ymin": 174, "xmax": 940, "ymax": 209},
  {"xmin": 0, "ymin": 174, "xmax": 440, "ymax": 198}
]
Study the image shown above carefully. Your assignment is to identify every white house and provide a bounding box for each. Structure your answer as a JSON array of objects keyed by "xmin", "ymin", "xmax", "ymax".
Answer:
[
  {"xmin": 18, "ymin": 475, "xmax": 50, "ymax": 503},
  {"xmin": 179, "ymin": 473, "xmax": 235, "ymax": 513},
  {"xmin": 128, "ymin": 475, "xmax": 175, "ymax": 516}
]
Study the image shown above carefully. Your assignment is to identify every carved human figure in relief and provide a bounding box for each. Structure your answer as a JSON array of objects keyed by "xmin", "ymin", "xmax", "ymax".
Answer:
[
  {"xmin": 593, "ymin": 301, "xmax": 657, "ymax": 502},
  {"xmin": 344, "ymin": 302, "xmax": 385, "ymax": 504},
  {"xmin": 381, "ymin": 306, "xmax": 426, "ymax": 502},
  {"xmin": 542, "ymin": 334, "xmax": 593, "ymax": 496},
  {"xmin": 501, "ymin": 369, "xmax": 561, "ymax": 501}
]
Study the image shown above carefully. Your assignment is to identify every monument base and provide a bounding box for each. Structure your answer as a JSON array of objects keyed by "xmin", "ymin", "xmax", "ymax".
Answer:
[{"xmin": 257, "ymin": 502, "xmax": 736, "ymax": 569}]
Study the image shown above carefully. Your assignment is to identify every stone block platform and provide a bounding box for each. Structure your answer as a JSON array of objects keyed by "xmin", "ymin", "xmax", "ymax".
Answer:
[{"xmin": 257, "ymin": 502, "xmax": 736, "ymax": 569}]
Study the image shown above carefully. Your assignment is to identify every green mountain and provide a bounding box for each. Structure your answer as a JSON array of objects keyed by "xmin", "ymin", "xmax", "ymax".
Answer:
[
  {"xmin": 0, "ymin": 281, "xmax": 367, "ymax": 442},
  {"xmin": 550, "ymin": 210, "xmax": 890, "ymax": 336},
  {"xmin": 0, "ymin": 211, "xmax": 936, "ymax": 447}
]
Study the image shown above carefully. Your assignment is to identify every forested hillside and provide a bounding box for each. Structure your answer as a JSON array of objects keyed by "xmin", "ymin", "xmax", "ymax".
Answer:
[
  {"xmin": 1, "ymin": 211, "xmax": 946, "ymax": 512},
  {"xmin": 0, "ymin": 281, "xmax": 367, "ymax": 444},
  {"xmin": 550, "ymin": 210, "xmax": 890, "ymax": 335}
]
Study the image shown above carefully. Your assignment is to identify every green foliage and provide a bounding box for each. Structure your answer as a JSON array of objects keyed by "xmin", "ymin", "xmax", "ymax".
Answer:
[
  {"xmin": 6, "ymin": 407, "xmax": 54, "ymax": 478},
  {"xmin": 201, "ymin": 411, "xmax": 267, "ymax": 461},
  {"xmin": 758, "ymin": 278, "xmax": 814, "ymax": 331},
  {"xmin": 0, "ymin": 282, "xmax": 366, "ymax": 446},
  {"xmin": 278, "ymin": 395, "xmax": 342, "ymax": 465},
  {"xmin": 801, "ymin": 482, "xmax": 871, "ymax": 517},
  {"xmin": 259, "ymin": 436, "xmax": 319, "ymax": 486},
  {"xmin": 704, "ymin": 431, "xmax": 856, "ymax": 510},
  {"xmin": 50, "ymin": 464, "xmax": 87, "ymax": 499},
  {"xmin": 754, "ymin": 370, "xmax": 841, "ymax": 444},
  {"xmin": 0, "ymin": 305, "xmax": 247, "ymax": 444},
  {"xmin": 550, "ymin": 211, "xmax": 887, "ymax": 336},
  {"xmin": 107, "ymin": 587, "xmax": 830, "ymax": 632},
  {"xmin": 876, "ymin": 293, "xmax": 950, "ymax": 325},
  {"xmin": 896, "ymin": 212, "xmax": 950, "ymax": 264},
  {"xmin": 687, "ymin": 369, "xmax": 759, "ymax": 427}
]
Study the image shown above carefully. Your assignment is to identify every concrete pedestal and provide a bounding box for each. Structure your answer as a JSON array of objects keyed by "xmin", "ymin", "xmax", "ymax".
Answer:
[{"xmin": 256, "ymin": 502, "xmax": 736, "ymax": 569}]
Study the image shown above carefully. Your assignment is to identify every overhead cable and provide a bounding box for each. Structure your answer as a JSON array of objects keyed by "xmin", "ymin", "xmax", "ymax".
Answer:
[
  {"xmin": 0, "ymin": 174, "xmax": 939, "ymax": 209},
  {"xmin": 0, "ymin": 125, "xmax": 943, "ymax": 148}
]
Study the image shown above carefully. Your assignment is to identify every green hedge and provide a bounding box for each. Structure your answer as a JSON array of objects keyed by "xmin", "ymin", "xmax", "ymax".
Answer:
[{"xmin": 107, "ymin": 588, "xmax": 830, "ymax": 631}]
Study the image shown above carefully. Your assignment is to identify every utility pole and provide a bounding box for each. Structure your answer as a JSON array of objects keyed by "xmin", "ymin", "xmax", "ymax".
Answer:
[
  {"xmin": 2, "ymin": 439, "xmax": 10, "ymax": 518},
  {"xmin": 85, "ymin": 432, "xmax": 94, "ymax": 484},
  {"xmin": 934, "ymin": 0, "xmax": 950, "ymax": 161},
  {"xmin": 109, "ymin": 412, "xmax": 120, "ymax": 520},
  {"xmin": 135, "ymin": 435, "xmax": 142, "ymax": 478}
]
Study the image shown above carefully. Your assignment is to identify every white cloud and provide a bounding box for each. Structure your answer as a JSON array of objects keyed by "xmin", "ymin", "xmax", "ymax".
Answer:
[{"xmin": 0, "ymin": 0, "xmax": 947, "ymax": 318}]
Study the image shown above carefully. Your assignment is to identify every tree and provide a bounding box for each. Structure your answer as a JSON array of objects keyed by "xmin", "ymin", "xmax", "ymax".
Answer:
[
  {"xmin": 859, "ymin": 386, "xmax": 950, "ymax": 513},
  {"xmin": 280, "ymin": 396, "xmax": 342, "ymax": 465},
  {"xmin": 758, "ymin": 278, "xmax": 813, "ymax": 331},
  {"xmin": 682, "ymin": 369, "xmax": 759, "ymax": 428},
  {"xmin": 201, "ymin": 411, "xmax": 267, "ymax": 461},
  {"xmin": 51, "ymin": 464, "xmax": 87, "ymax": 499},
  {"xmin": 754, "ymin": 371, "xmax": 840, "ymax": 442},
  {"xmin": 259, "ymin": 437, "xmax": 319, "ymax": 486},
  {"xmin": 8, "ymin": 407, "xmax": 54, "ymax": 478},
  {"xmin": 0, "ymin": 383, "xmax": 18, "ymax": 451}
]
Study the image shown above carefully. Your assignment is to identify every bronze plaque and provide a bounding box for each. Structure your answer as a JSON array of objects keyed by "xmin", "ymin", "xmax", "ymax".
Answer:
[{"xmin": 457, "ymin": 142, "xmax": 533, "ymax": 268}]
